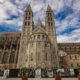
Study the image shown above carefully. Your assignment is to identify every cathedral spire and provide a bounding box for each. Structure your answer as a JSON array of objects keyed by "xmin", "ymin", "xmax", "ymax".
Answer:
[
  {"xmin": 37, "ymin": 18, "xmax": 42, "ymax": 26},
  {"xmin": 25, "ymin": 4, "xmax": 32, "ymax": 12},
  {"xmin": 47, "ymin": 5, "xmax": 53, "ymax": 11}
]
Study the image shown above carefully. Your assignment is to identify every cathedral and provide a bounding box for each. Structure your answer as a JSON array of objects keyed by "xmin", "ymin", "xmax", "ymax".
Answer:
[
  {"xmin": 0, "ymin": 5, "xmax": 80, "ymax": 70},
  {"xmin": 17, "ymin": 5, "xmax": 59, "ymax": 69}
]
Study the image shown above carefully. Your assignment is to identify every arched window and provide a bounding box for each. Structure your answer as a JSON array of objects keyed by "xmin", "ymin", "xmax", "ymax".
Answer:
[
  {"xmin": 51, "ymin": 22, "xmax": 53, "ymax": 26},
  {"xmin": 9, "ymin": 53, "xmax": 15, "ymax": 64},
  {"xmin": 34, "ymin": 35, "xmax": 36, "ymax": 39},
  {"xmin": 29, "ymin": 12, "xmax": 31, "ymax": 15},
  {"xmin": 0, "ymin": 52, "xmax": 2, "ymax": 62},
  {"xmin": 38, "ymin": 52, "xmax": 40, "ymax": 61},
  {"xmin": 28, "ymin": 22, "xmax": 30, "ymax": 26},
  {"xmin": 2, "ymin": 53, "xmax": 8, "ymax": 64},
  {"xmin": 71, "ymin": 63, "xmax": 73, "ymax": 67},
  {"xmin": 42, "ymin": 35, "xmax": 45, "ymax": 40},
  {"xmin": 38, "ymin": 35, "xmax": 40, "ymax": 39},
  {"xmin": 48, "ymin": 22, "xmax": 50, "ymax": 26},
  {"xmin": 31, "ymin": 53, "xmax": 33, "ymax": 61},
  {"xmin": 45, "ymin": 53, "xmax": 47, "ymax": 61},
  {"xmin": 28, "ymin": 17, "xmax": 30, "ymax": 20}
]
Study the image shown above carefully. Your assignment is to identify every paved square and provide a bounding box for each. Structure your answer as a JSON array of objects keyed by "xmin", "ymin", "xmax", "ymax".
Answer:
[{"xmin": 0, "ymin": 78, "xmax": 78, "ymax": 80}]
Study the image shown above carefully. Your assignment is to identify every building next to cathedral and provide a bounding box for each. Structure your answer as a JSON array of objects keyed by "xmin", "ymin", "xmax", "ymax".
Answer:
[{"xmin": 0, "ymin": 5, "xmax": 80, "ymax": 70}]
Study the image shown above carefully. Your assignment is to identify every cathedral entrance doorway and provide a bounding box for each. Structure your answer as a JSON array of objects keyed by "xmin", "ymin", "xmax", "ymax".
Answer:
[{"xmin": 35, "ymin": 68, "xmax": 41, "ymax": 78}]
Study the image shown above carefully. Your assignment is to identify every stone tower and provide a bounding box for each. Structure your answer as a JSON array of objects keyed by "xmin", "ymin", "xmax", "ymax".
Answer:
[
  {"xmin": 17, "ymin": 5, "xmax": 59, "ymax": 69},
  {"xmin": 45, "ymin": 5, "xmax": 59, "ymax": 67}
]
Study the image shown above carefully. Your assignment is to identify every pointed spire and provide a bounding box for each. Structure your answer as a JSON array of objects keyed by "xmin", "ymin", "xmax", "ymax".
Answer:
[
  {"xmin": 47, "ymin": 5, "xmax": 53, "ymax": 11},
  {"xmin": 25, "ymin": 4, "xmax": 32, "ymax": 12},
  {"xmin": 37, "ymin": 18, "xmax": 42, "ymax": 26}
]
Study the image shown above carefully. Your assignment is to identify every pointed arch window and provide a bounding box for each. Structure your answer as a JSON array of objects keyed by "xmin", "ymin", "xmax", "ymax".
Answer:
[
  {"xmin": 29, "ymin": 12, "xmax": 31, "ymax": 15},
  {"xmin": 48, "ymin": 22, "xmax": 50, "ymax": 26},
  {"xmin": 51, "ymin": 22, "xmax": 53, "ymax": 26},
  {"xmin": 31, "ymin": 53, "xmax": 33, "ymax": 61},
  {"xmin": 34, "ymin": 35, "xmax": 36, "ymax": 39},
  {"xmin": 38, "ymin": 35, "xmax": 40, "ymax": 39},
  {"xmin": 9, "ymin": 53, "xmax": 15, "ymax": 64},
  {"xmin": 71, "ymin": 63, "xmax": 73, "ymax": 67},
  {"xmin": 24, "ymin": 22, "xmax": 27, "ymax": 26},
  {"xmin": 38, "ymin": 52, "xmax": 40, "ymax": 61},
  {"xmin": 2, "ymin": 53, "xmax": 9, "ymax": 64},
  {"xmin": 42, "ymin": 35, "xmax": 45, "ymax": 40},
  {"xmin": 45, "ymin": 53, "xmax": 47, "ymax": 61},
  {"xmin": 28, "ymin": 17, "xmax": 30, "ymax": 20},
  {"xmin": 0, "ymin": 52, "xmax": 2, "ymax": 62},
  {"xmin": 28, "ymin": 22, "xmax": 30, "ymax": 26}
]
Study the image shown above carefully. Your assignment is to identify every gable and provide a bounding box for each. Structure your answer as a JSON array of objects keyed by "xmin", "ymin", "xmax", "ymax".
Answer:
[{"xmin": 33, "ymin": 27, "xmax": 46, "ymax": 34}]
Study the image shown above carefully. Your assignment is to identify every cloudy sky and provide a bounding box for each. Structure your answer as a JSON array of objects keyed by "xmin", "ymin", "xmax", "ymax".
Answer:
[{"xmin": 0, "ymin": 0, "xmax": 80, "ymax": 43}]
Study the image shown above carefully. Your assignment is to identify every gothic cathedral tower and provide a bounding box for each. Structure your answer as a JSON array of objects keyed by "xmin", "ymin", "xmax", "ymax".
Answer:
[
  {"xmin": 45, "ymin": 5, "xmax": 59, "ymax": 67},
  {"xmin": 17, "ymin": 5, "xmax": 59, "ymax": 69}
]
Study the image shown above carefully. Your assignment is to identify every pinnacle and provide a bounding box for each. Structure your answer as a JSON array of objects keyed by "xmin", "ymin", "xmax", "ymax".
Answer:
[
  {"xmin": 25, "ymin": 4, "xmax": 32, "ymax": 12},
  {"xmin": 37, "ymin": 18, "xmax": 42, "ymax": 26},
  {"xmin": 47, "ymin": 4, "xmax": 53, "ymax": 11}
]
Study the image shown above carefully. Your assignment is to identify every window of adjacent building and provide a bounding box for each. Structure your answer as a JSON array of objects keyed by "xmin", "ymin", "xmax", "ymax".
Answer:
[
  {"xmin": 71, "ymin": 47, "xmax": 75, "ymax": 51},
  {"xmin": 77, "ymin": 63, "xmax": 79, "ymax": 67},
  {"xmin": 74, "ymin": 47, "xmax": 76, "ymax": 51},
  {"xmin": 71, "ymin": 63, "xmax": 73, "ymax": 67},
  {"xmin": 75, "ymin": 55, "xmax": 77, "ymax": 60},
  {"xmin": 2, "ymin": 53, "xmax": 8, "ymax": 64},
  {"xmin": 69, "ymin": 56, "xmax": 72, "ymax": 59},
  {"xmin": 38, "ymin": 42, "xmax": 40, "ymax": 46},
  {"xmin": 9, "ymin": 53, "xmax": 15, "ymax": 64}
]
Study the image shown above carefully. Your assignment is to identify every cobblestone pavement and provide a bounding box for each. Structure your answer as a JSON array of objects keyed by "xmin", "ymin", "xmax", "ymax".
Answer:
[{"xmin": 0, "ymin": 78, "xmax": 78, "ymax": 80}]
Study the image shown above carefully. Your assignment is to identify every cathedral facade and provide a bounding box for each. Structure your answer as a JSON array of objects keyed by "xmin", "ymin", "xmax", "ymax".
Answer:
[
  {"xmin": 17, "ymin": 5, "xmax": 59, "ymax": 69},
  {"xmin": 0, "ymin": 5, "xmax": 80, "ymax": 70}
]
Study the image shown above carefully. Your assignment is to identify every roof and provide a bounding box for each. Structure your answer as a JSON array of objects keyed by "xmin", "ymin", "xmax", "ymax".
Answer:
[
  {"xmin": 0, "ymin": 32, "xmax": 21, "ymax": 37},
  {"xmin": 58, "ymin": 43, "xmax": 80, "ymax": 46}
]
